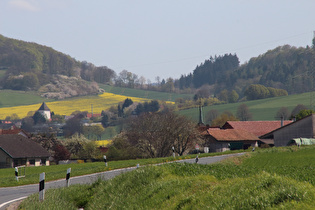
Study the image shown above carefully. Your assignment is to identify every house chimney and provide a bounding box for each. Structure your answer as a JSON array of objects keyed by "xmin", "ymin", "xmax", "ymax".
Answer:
[{"xmin": 281, "ymin": 116, "xmax": 284, "ymax": 127}]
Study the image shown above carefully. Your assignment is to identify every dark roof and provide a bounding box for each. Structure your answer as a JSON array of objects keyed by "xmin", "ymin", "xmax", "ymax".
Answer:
[
  {"xmin": 0, "ymin": 134, "xmax": 50, "ymax": 158},
  {"xmin": 223, "ymin": 121, "xmax": 293, "ymax": 137},
  {"xmin": 38, "ymin": 102, "xmax": 50, "ymax": 111},
  {"xmin": 204, "ymin": 128, "xmax": 259, "ymax": 141}
]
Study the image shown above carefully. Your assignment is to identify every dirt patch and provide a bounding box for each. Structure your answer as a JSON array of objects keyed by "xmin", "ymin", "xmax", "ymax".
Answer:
[{"xmin": 5, "ymin": 200, "xmax": 23, "ymax": 210}]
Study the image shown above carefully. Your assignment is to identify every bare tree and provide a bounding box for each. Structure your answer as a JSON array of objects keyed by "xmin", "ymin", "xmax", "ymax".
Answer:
[
  {"xmin": 275, "ymin": 107, "xmax": 290, "ymax": 120},
  {"xmin": 236, "ymin": 104, "xmax": 253, "ymax": 121},
  {"xmin": 124, "ymin": 112, "xmax": 201, "ymax": 158},
  {"xmin": 205, "ymin": 109, "xmax": 219, "ymax": 124}
]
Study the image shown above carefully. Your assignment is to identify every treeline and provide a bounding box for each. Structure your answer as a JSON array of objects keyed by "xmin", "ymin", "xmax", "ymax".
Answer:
[
  {"xmin": 233, "ymin": 45, "xmax": 315, "ymax": 94},
  {"xmin": 178, "ymin": 53, "xmax": 240, "ymax": 89},
  {"xmin": 178, "ymin": 43, "xmax": 315, "ymax": 97}
]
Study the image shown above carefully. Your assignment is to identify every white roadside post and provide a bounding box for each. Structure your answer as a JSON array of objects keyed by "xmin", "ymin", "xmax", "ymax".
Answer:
[
  {"xmin": 103, "ymin": 155, "xmax": 108, "ymax": 167},
  {"xmin": 39, "ymin": 172, "xmax": 45, "ymax": 201},
  {"xmin": 66, "ymin": 168, "xmax": 71, "ymax": 187},
  {"xmin": 15, "ymin": 167, "xmax": 18, "ymax": 181},
  {"xmin": 172, "ymin": 146, "xmax": 175, "ymax": 158}
]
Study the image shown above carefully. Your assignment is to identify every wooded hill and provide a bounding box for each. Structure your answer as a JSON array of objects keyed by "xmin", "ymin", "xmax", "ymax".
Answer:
[
  {"xmin": 178, "ymin": 42, "xmax": 315, "ymax": 97},
  {"xmin": 0, "ymin": 34, "xmax": 115, "ymax": 99}
]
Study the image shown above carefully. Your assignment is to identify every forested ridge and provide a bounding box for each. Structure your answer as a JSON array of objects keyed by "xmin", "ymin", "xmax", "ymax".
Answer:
[{"xmin": 178, "ymin": 42, "xmax": 315, "ymax": 96}]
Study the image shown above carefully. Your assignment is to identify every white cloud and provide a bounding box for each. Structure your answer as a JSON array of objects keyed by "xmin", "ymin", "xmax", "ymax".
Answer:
[{"xmin": 9, "ymin": 0, "xmax": 40, "ymax": 12}]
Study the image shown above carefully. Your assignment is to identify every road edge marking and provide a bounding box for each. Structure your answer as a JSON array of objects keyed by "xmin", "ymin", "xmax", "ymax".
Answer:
[{"xmin": 0, "ymin": 196, "xmax": 27, "ymax": 208}]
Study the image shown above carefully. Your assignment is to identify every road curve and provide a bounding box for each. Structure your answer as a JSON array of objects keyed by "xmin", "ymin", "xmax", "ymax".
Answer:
[{"xmin": 0, "ymin": 152, "xmax": 245, "ymax": 209}]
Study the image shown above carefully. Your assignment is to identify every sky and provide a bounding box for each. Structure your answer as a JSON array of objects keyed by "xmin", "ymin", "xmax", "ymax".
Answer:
[{"xmin": 1, "ymin": 0, "xmax": 315, "ymax": 82}]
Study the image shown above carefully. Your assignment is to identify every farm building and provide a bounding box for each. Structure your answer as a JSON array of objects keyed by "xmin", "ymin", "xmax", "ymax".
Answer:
[
  {"xmin": 0, "ymin": 134, "xmax": 50, "ymax": 168},
  {"xmin": 201, "ymin": 120, "xmax": 294, "ymax": 152},
  {"xmin": 222, "ymin": 120, "xmax": 293, "ymax": 137},
  {"xmin": 260, "ymin": 114, "xmax": 315, "ymax": 147},
  {"xmin": 202, "ymin": 128, "xmax": 259, "ymax": 152}
]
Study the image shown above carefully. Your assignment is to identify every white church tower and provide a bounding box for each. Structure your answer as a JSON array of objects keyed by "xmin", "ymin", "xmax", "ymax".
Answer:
[{"xmin": 38, "ymin": 102, "xmax": 51, "ymax": 120}]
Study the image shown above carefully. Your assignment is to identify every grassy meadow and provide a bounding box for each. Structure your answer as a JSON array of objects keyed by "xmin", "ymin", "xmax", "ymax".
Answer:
[
  {"xmin": 19, "ymin": 146, "xmax": 315, "ymax": 209},
  {"xmin": 0, "ymin": 90, "xmax": 54, "ymax": 108},
  {"xmin": 179, "ymin": 92, "xmax": 315, "ymax": 122}
]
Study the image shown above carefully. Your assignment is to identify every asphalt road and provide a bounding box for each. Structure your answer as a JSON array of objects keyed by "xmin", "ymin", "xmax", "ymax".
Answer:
[{"xmin": 0, "ymin": 153, "xmax": 244, "ymax": 209}]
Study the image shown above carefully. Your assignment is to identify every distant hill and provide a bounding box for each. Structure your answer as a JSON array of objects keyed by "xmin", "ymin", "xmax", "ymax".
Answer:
[
  {"xmin": 0, "ymin": 34, "xmax": 115, "ymax": 99},
  {"xmin": 179, "ymin": 91, "xmax": 314, "ymax": 122},
  {"xmin": 178, "ymin": 43, "xmax": 315, "ymax": 96}
]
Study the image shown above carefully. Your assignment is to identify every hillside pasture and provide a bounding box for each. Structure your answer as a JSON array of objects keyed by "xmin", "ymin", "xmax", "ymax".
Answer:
[
  {"xmin": 0, "ymin": 92, "xmax": 153, "ymax": 119},
  {"xmin": 179, "ymin": 92, "xmax": 314, "ymax": 122},
  {"xmin": 0, "ymin": 90, "xmax": 54, "ymax": 108}
]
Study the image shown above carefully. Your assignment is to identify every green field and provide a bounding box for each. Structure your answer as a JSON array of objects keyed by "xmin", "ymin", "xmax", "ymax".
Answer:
[
  {"xmin": 19, "ymin": 146, "xmax": 315, "ymax": 209},
  {"xmin": 99, "ymin": 84, "xmax": 193, "ymax": 102},
  {"xmin": 179, "ymin": 92, "xmax": 314, "ymax": 122},
  {"xmin": 0, "ymin": 90, "xmax": 54, "ymax": 108}
]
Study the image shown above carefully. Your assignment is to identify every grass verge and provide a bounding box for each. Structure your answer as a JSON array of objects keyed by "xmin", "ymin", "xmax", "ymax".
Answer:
[
  {"xmin": 0, "ymin": 150, "xmax": 241, "ymax": 187},
  {"xmin": 19, "ymin": 145, "xmax": 315, "ymax": 209}
]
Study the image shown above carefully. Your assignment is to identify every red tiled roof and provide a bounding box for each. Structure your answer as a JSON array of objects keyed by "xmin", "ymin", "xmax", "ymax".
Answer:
[
  {"xmin": 205, "ymin": 129, "xmax": 259, "ymax": 141},
  {"xmin": 86, "ymin": 113, "xmax": 102, "ymax": 118},
  {"xmin": 0, "ymin": 129, "xmax": 30, "ymax": 137},
  {"xmin": 223, "ymin": 121, "xmax": 293, "ymax": 137}
]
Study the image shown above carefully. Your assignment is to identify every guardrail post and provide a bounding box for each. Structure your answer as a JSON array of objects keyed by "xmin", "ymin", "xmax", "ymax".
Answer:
[
  {"xmin": 15, "ymin": 167, "xmax": 18, "ymax": 181},
  {"xmin": 66, "ymin": 168, "xmax": 71, "ymax": 187},
  {"xmin": 195, "ymin": 155, "xmax": 199, "ymax": 164},
  {"xmin": 39, "ymin": 172, "xmax": 45, "ymax": 201},
  {"xmin": 103, "ymin": 155, "xmax": 108, "ymax": 167}
]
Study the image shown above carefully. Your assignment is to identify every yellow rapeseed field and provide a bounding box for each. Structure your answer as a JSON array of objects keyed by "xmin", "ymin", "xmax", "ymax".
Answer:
[
  {"xmin": 0, "ymin": 92, "xmax": 152, "ymax": 119},
  {"xmin": 95, "ymin": 140, "xmax": 112, "ymax": 146}
]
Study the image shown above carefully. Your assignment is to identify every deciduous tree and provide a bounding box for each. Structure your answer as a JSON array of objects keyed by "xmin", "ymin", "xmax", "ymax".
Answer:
[
  {"xmin": 236, "ymin": 104, "xmax": 253, "ymax": 121},
  {"xmin": 275, "ymin": 107, "xmax": 290, "ymax": 120},
  {"xmin": 123, "ymin": 112, "xmax": 201, "ymax": 158},
  {"xmin": 205, "ymin": 109, "xmax": 219, "ymax": 124},
  {"xmin": 211, "ymin": 111, "xmax": 238, "ymax": 127}
]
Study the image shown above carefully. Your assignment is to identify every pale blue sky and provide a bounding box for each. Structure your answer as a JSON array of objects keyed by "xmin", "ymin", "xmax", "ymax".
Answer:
[{"xmin": 1, "ymin": 0, "xmax": 314, "ymax": 81}]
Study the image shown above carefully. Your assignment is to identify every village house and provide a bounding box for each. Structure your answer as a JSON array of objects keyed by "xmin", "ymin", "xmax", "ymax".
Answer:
[
  {"xmin": 202, "ymin": 128, "xmax": 259, "ymax": 152},
  {"xmin": 0, "ymin": 134, "xmax": 50, "ymax": 168},
  {"xmin": 260, "ymin": 114, "xmax": 315, "ymax": 147}
]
